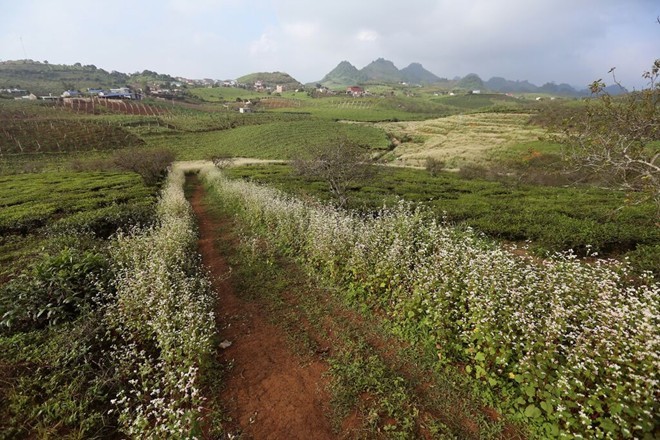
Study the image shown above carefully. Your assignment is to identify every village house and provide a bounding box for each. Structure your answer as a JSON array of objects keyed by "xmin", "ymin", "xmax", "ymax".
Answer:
[
  {"xmin": 346, "ymin": 86, "xmax": 365, "ymax": 97},
  {"xmin": 14, "ymin": 93, "xmax": 37, "ymax": 100}
]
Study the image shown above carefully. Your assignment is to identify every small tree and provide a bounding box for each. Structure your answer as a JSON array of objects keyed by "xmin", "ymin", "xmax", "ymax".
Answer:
[
  {"xmin": 114, "ymin": 148, "xmax": 175, "ymax": 186},
  {"xmin": 557, "ymin": 60, "xmax": 660, "ymax": 208},
  {"xmin": 292, "ymin": 137, "xmax": 377, "ymax": 208}
]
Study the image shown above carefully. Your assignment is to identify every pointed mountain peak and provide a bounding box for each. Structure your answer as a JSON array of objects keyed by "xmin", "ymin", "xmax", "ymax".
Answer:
[{"xmin": 400, "ymin": 63, "xmax": 441, "ymax": 84}]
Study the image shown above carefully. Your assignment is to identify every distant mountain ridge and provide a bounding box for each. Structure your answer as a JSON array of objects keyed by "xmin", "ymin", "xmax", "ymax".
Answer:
[
  {"xmin": 319, "ymin": 58, "xmax": 442, "ymax": 88},
  {"xmin": 0, "ymin": 58, "xmax": 627, "ymax": 99},
  {"xmin": 317, "ymin": 58, "xmax": 627, "ymax": 96}
]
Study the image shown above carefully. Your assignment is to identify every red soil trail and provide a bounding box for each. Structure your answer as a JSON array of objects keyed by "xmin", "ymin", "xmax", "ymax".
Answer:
[{"xmin": 188, "ymin": 177, "xmax": 335, "ymax": 440}]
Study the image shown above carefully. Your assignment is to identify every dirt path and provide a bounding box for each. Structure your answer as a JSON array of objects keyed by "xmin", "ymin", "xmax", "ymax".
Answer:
[{"xmin": 188, "ymin": 177, "xmax": 335, "ymax": 440}]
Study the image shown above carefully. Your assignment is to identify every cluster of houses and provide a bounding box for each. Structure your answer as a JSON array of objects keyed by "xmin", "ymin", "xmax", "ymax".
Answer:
[{"xmin": 6, "ymin": 86, "xmax": 141, "ymax": 101}]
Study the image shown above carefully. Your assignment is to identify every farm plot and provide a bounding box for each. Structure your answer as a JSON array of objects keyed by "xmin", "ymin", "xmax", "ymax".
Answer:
[
  {"xmin": 379, "ymin": 112, "xmax": 547, "ymax": 167},
  {"xmin": 147, "ymin": 119, "xmax": 390, "ymax": 160},
  {"xmin": 0, "ymin": 119, "xmax": 145, "ymax": 154}
]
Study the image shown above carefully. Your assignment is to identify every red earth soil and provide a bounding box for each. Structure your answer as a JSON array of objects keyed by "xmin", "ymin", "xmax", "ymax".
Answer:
[{"xmin": 189, "ymin": 178, "xmax": 336, "ymax": 440}]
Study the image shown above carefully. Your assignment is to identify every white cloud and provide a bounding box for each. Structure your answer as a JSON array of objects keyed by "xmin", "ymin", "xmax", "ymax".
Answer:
[
  {"xmin": 356, "ymin": 30, "xmax": 379, "ymax": 43},
  {"xmin": 249, "ymin": 32, "xmax": 278, "ymax": 56}
]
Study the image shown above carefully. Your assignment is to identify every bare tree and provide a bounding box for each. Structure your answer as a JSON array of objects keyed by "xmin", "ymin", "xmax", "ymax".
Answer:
[
  {"xmin": 211, "ymin": 153, "xmax": 235, "ymax": 169},
  {"xmin": 557, "ymin": 60, "xmax": 660, "ymax": 208},
  {"xmin": 292, "ymin": 137, "xmax": 377, "ymax": 208}
]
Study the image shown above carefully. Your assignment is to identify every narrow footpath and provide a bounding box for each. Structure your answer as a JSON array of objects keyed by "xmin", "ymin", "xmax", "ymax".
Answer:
[{"xmin": 188, "ymin": 177, "xmax": 336, "ymax": 440}]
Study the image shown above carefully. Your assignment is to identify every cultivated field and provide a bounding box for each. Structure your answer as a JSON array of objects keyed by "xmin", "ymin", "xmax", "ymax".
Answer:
[
  {"xmin": 378, "ymin": 113, "xmax": 547, "ymax": 167},
  {"xmin": 0, "ymin": 90, "xmax": 657, "ymax": 439}
]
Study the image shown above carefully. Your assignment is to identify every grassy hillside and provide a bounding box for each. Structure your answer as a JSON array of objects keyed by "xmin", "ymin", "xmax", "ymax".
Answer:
[
  {"xmin": 236, "ymin": 71, "xmax": 302, "ymax": 90},
  {"xmin": 0, "ymin": 60, "xmax": 176, "ymax": 96}
]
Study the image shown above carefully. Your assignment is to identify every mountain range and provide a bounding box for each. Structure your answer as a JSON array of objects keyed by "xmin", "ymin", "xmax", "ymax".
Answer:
[
  {"xmin": 0, "ymin": 58, "xmax": 626, "ymax": 98},
  {"xmin": 318, "ymin": 58, "xmax": 442, "ymax": 88},
  {"xmin": 317, "ymin": 58, "xmax": 626, "ymax": 96}
]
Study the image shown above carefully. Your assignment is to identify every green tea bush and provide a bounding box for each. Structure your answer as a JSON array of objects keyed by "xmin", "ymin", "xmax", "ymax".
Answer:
[
  {"xmin": 0, "ymin": 313, "xmax": 119, "ymax": 439},
  {"xmin": 202, "ymin": 166, "xmax": 658, "ymax": 439},
  {"xmin": 0, "ymin": 248, "xmax": 109, "ymax": 333}
]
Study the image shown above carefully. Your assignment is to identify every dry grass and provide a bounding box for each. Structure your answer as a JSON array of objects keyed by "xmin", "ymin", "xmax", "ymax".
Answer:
[{"xmin": 378, "ymin": 113, "xmax": 546, "ymax": 168}]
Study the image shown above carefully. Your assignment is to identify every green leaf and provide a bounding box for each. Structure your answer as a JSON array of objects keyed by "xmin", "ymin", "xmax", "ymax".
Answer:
[
  {"xmin": 524, "ymin": 385, "xmax": 536, "ymax": 397},
  {"xmin": 540, "ymin": 400, "xmax": 553, "ymax": 415},
  {"xmin": 475, "ymin": 352, "xmax": 486, "ymax": 362},
  {"xmin": 524, "ymin": 404, "xmax": 542, "ymax": 419}
]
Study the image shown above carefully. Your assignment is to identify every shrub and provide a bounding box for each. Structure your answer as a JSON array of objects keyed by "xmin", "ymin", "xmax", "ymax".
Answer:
[
  {"xmin": 626, "ymin": 243, "xmax": 660, "ymax": 279},
  {"xmin": 424, "ymin": 157, "xmax": 445, "ymax": 176}
]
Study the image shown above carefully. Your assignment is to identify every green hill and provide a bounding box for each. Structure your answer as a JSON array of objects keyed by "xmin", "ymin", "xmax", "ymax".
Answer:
[
  {"xmin": 457, "ymin": 73, "xmax": 485, "ymax": 91},
  {"xmin": 0, "ymin": 60, "xmax": 176, "ymax": 96},
  {"xmin": 236, "ymin": 71, "xmax": 303, "ymax": 90},
  {"xmin": 400, "ymin": 62, "xmax": 442, "ymax": 84},
  {"xmin": 360, "ymin": 58, "xmax": 404, "ymax": 84},
  {"xmin": 318, "ymin": 61, "xmax": 366, "ymax": 88}
]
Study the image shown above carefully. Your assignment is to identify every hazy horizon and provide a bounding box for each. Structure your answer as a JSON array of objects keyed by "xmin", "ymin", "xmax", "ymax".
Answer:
[{"xmin": 1, "ymin": 0, "xmax": 658, "ymax": 89}]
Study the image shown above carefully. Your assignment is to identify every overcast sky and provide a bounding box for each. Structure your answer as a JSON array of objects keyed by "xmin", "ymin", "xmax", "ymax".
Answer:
[{"xmin": 1, "ymin": 0, "xmax": 658, "ymax": 89}]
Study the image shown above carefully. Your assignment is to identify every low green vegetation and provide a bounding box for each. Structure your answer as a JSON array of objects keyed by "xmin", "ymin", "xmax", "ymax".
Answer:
[
  {"xmin": 147, "ymin": 119, "xmax": 390, "ymax": 160},
  {"xmin": 0, "ymin": 171, "xmax": 154, "ymax": 281},
  {"xmin": 0, "ymin": 167, "xmax": 216, "ymax": 439},
  {"xmin": 224, "ymin": 163, "xmax": 659, "ymax": 275},
  {"xmin": 0, "ymin": 171, "xmax": 156, "ymax": 438},
  {"xmin": 201, "ymin": 166, "xmax": 658, "ymax": 439}
]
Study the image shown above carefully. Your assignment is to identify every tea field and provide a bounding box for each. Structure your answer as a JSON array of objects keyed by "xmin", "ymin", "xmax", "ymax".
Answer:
[{"xmin": 0, "ymin": 92, "xmax": 657, "ymax": 439}]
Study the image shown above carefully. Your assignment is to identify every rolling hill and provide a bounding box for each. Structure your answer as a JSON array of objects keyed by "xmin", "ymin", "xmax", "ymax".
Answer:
[
  {"xmin": 236, "ymin": 71, "xmax": 303, "ymax": 90},
  {"xmin": 0, "ymin": 60, "xmax": 176, "ymax": 95}
]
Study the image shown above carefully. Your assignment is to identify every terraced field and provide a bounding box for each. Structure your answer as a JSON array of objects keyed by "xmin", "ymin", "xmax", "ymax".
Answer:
[{"xmin": 379, "ymin": 113, "xmax": 547, "ymax": 167}]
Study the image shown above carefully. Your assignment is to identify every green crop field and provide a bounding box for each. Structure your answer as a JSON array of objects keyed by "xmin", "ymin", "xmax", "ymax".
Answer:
[
  {"xmin": 0, "ymin": 171, "xmax": 155, "ymax": 278},
  {"xmin": 146, "ymin": 119, "xmax": 391, "ymax": 160},
  {"xmin": 224, "ymin": 163, "xmax": 659, "ymax": 275}
]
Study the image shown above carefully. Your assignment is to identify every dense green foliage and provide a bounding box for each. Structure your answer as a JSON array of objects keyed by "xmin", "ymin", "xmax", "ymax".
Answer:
[
  {"xmin": 0, "ymin": 171, "xmax": 154, "ymax": 236},
  {"xmin": 0, "ymin": 172, "xmax": 156, "ymax": 438},
  {"xmin": 148, "ymin": 119, "xmax": 390, "ymax": 160}
]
